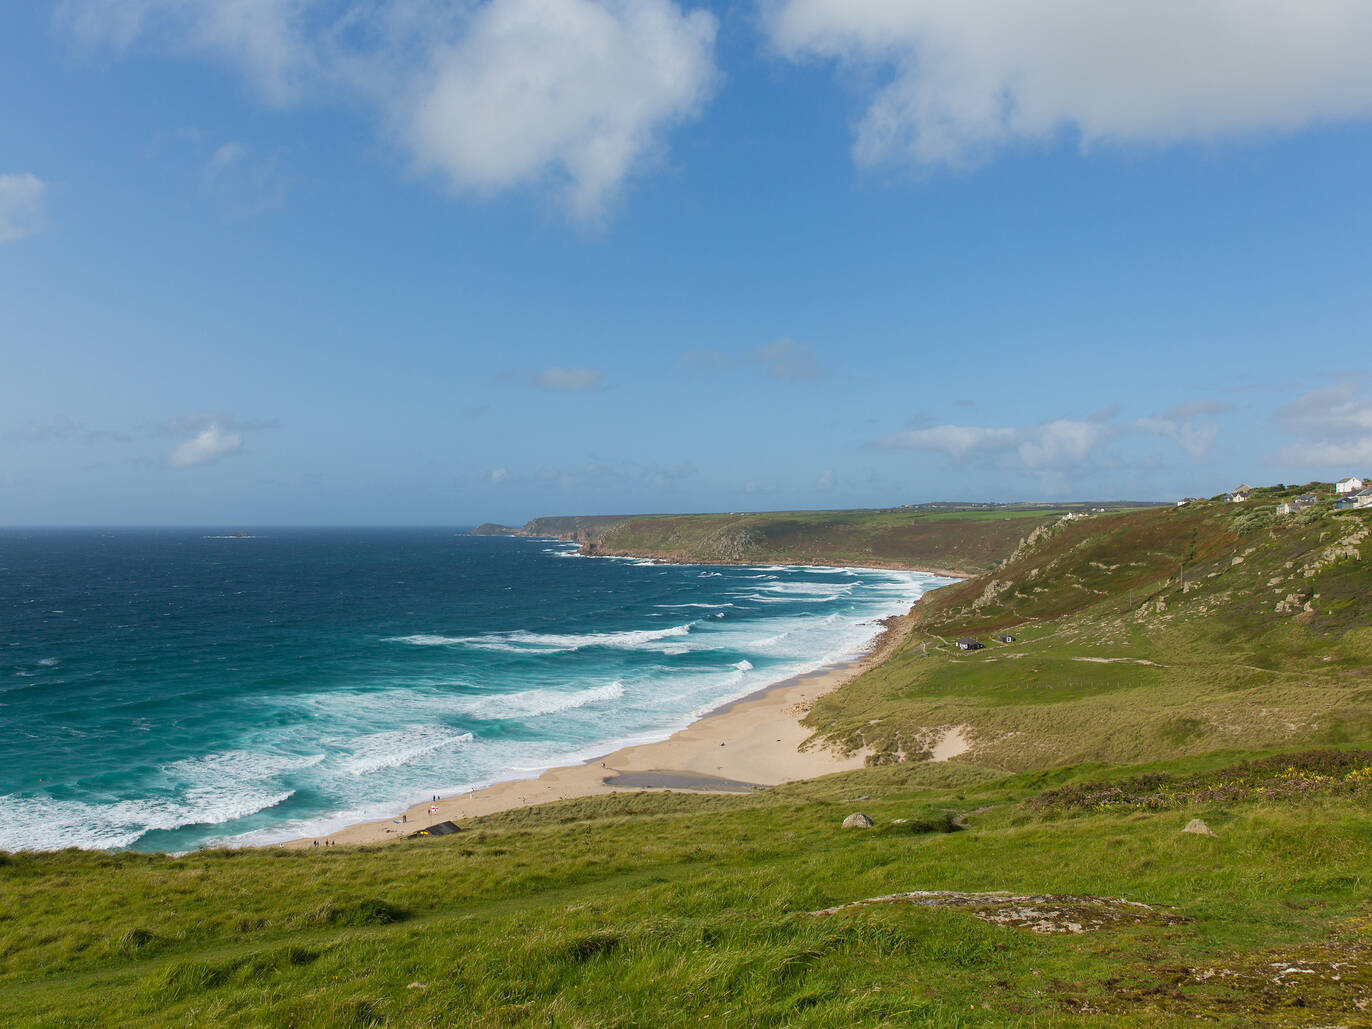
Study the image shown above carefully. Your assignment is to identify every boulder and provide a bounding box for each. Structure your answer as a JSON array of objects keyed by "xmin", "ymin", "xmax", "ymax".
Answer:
[
  {"xmin": 842, "ymin": 812, "xmax": 874, "ymax": 829},
  {"xmin": 1182, "ymin": 818, "xmax": 1216, "ymax": 837}
]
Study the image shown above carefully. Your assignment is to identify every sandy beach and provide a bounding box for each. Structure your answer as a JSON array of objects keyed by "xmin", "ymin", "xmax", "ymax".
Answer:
[{"xmin": 283, "ymin": 609, "xmax": 925, "ymax": 849}]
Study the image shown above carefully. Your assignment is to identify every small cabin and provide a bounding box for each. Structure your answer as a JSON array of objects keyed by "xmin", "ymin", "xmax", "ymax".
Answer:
[
  {"xmin": 998, "ymin": 633, "xmax": 1016, "ymax": 644},
  {"xmin": 955, "ymin": 638, "xmax": 983, "ymax": 651},
  {"xmin": 1336, "ymin": 476, "xmax": 1366, "ymax": 495},
  {"xmin": 1278, "ymin": 494, "xmax": 1319, "ymax": 515}
]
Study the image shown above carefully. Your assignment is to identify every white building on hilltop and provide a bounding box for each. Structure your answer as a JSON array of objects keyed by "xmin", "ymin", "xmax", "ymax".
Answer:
[{"xmin": 1336, "ymin": 476, "xmax": 1366, "ymax": 494}]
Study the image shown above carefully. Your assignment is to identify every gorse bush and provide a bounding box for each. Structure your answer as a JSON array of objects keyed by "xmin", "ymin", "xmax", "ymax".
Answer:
[{"xmin": 1029, "ymin": 749, "xmax": 1372, "ymax": 812}]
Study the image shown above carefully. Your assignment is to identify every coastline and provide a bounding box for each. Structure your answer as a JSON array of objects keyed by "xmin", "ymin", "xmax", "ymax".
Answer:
[
  {"xmin": 280, "ymin": 603, "xmax": 928, "ymax": 849},
  {"xmin": 545, "ymin": 537, "xmax": 975, "ymax": 580}
]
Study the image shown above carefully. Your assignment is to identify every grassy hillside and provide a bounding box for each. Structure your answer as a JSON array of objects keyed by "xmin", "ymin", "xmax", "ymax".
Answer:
[
  {"xmin": 804, "ymin": 485, "xmax": 1372, "ymax": 770},
  {"xmin": 8, "ymin": 485, "xmax": 1372, "ymax": 1026},
  {"xmin": 506, "ymin": 506, "xmax": 1126, "ymax": 575},
  {"xmin": 4, "ymin": 752, "xmax": 1371, "ymax": 1026}
]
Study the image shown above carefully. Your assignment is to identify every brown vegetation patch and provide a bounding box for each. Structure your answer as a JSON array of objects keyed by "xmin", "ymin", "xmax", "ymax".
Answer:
[
  {"xmin": 807, "ymin": 891, "xmax": 1185, "ymax": 934},
  {"xmin": 1095, "ymin": 919, "xmax": 1372, "ymax": 1022},
  {"xmin": 1029, "ymin": 749, "xmax": 1372, "ymax": 813}
]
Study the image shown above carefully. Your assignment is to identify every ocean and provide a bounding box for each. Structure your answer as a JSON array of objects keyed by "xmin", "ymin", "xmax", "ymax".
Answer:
[{"xmin": 0, "ymin": 529, "xmax": 953, "ymax": 852}]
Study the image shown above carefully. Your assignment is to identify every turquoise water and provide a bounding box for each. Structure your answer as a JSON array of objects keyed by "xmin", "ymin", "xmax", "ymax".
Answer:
[{"xmin": 0, "ymin": 529, "xmax": 952, "ymax": 852}]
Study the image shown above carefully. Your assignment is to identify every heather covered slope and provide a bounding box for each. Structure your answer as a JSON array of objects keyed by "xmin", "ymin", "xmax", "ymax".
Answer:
[{"xmin": 804, "ymin": 486, "xmax": 1372, "ymax": 769}]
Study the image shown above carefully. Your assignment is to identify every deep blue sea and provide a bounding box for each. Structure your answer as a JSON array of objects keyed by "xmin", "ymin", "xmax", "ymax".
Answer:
[{"xmin": 0, "ymin": 529, "xmax": 952, "ymax": 852}]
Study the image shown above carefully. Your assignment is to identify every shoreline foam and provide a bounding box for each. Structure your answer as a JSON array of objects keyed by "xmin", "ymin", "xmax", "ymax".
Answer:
[{"xmin": 279, "ymin": 597, "xmax": 929, "ymax": 849}]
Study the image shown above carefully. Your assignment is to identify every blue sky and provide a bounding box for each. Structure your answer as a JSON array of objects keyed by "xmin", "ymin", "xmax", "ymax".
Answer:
[{"xmin": 3, "ymin": 1, "xmax": 1372, "ymax": 526}]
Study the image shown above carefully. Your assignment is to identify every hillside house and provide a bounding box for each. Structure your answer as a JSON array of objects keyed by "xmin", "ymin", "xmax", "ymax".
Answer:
[
  {"xmin": 956, "ymin": 638, "xmax": 984, "ymax": 651},
  {"xmin": 1278, "ymin": 494, "xmax": 1319, "ymax": 515},
  {"xmin": 998, "ymin": 633, "xmax": 1016, "ymax": 644},
  {"xmin": 1228, "ymin": 485, "xmax": 1253, "ymax": 503},
  {"xmin": 1336, "ymin": 476, "xmax": 1366, "ymax": 495}
]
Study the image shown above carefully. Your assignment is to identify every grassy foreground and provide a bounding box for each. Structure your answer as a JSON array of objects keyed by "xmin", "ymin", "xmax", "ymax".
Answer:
[
  {"xmin": 6, "ymin": 485, "xmax": 1372, "ymax": 1026},
  {"xmin": 3, "ymin": 755, "xmax": 1370, "ymax": 1026}
]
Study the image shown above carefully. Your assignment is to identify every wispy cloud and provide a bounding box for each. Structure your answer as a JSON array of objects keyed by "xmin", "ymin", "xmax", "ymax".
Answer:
[
  {"xmin": 203, "ymin": 140, "xmax": 291, "ymax": 219},
  {"xmin": 488, "ymin": 459, "xmax": 697, "ymax": 492},
  {"xmin": 157, "ymin": 414, "xmax": 279, "ymax": 469},
  {"xmin": 169, "ymin": 422, "xmax": 242, "ymax": 468},
  {"xmin": 1132, "ymin": 401, "xmax": 1230, "ymax": 459},
  {"xmin": 1270, "ymin": 381, "xmax": 1372, "ymax": 467},
  {"xmin": 683, "ymin": 339, "xmax": 821, "ymax": 382},
  {"xmin": 880, "ymin": 421, "xmax": 1106, "ymax": 469},
  {"xmin": 59, "ymin": 0, "xmax": 718, "ymax": 219},
  {"xmin": 764, "ymin": 2, "xmax": 1372, "ymax": 170},
  {"xmin": 4, "ymin": 417, "xmax": 133, "ymax": 446},
  {"xmin": 878, "ymin": 401, "xmax": 1228, "ymax": 473},
  {"xmin": 0, "ymin": 172, "xmax": 46, "ymax": 242},
  {"xmin": 502, "ymin": 367, "xmax": 606, "ymax": 392}
]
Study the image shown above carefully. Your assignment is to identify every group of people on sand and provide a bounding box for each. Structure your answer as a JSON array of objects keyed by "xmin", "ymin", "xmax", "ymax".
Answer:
[{"xmin": 312, "ymin": 839, "xmax": 336, "ymax": 848}]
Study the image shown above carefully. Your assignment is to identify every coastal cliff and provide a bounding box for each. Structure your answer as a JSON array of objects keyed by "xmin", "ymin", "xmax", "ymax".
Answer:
[{"xmin": 469, "ymin": 505, "xmax": 1123, "ymax": 577}]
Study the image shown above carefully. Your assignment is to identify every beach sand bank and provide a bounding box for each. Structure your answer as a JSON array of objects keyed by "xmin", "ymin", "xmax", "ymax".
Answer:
[{"xmin": 283, "ymin": 611, "xmax": 921, "ymax": 849}]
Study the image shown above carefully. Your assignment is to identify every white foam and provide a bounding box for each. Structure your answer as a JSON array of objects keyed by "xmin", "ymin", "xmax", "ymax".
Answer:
[
  {"xmin": 46, "ymin": 754, "xmax": 296, "ymax": 848},
  {"xmin": 387, "ymin": 623, "xmax": 697, "ymax": 653},
  {"xmin": 460, "ymin": 680, "xmax": 624, "ymax": 720},
  {"xmin": 339, "ymin": 726, "xmax": 475, "ymax": 776}
]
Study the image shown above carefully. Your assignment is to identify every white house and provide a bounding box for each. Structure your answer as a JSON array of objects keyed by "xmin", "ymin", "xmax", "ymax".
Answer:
[
  {"xmin": 1229, "ymin": 484, "xmax": 1253, "ymax": 503},
  {"xmin": 1278, "ymin": 494, "xmax": 1318, "ymax": 516},
  {"xmin": 1336, "ymin": 476, "xmax": 1366, "ymax": 494}
]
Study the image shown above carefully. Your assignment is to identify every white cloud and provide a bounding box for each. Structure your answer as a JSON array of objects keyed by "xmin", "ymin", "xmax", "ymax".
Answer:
[
  {"xmin": 880, "ymin": 417, "xmax": 1113, "ymax": 472},
  {"xmin": 879, "ymin": 423, "xmax": 1018, "ymax": 460},
  {"xmin": 484, "ymin": 467, "xmax": 510, "ymax": 484},
  {"xmin": 59, "ymin": 0, "xmax": 717, "ymax": 216},
  {"xmin": 168, "ymin": 422, "xmax": 243, "ymax": 468},
  {"xmin": 1271, "ymin": 382, "xmax": 1372, "ymax": 468},
  {"xmin": 59, "ymin": 0, "xmax": 318, "ymax": 104},
  {"xmin": 817, "ymin": 468, "xmax": 835, "ymax": 489},
  {"xmin": 764, "ymin": 1, "xmax": 1372, "ymax": 168},
  {"xmin": 406, "ymin": 0, "xmax": 716, "ymax": 218},
  {"xmin": 1133, "ymin": 401, "xmax": 1229, "ymax": 459},
  {"xmin": 0, "ymin": 173, "xmax": 47, "ymax": 242}
]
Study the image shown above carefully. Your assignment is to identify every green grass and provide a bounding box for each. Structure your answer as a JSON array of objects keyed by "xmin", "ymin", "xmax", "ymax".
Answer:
[{"xmin": 4, "ymin": 758, "xmax": 1371, "ymax": 1026}]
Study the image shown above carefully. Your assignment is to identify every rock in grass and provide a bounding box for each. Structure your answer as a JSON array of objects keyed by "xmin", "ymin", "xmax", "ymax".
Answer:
[
  {"xmin": 1182, "ymin": 818, "xmax": 1216, "ymax": 837},
  {"xmin": 842, "ymin": 812, "xmax": 874, "ymax": 829}
]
